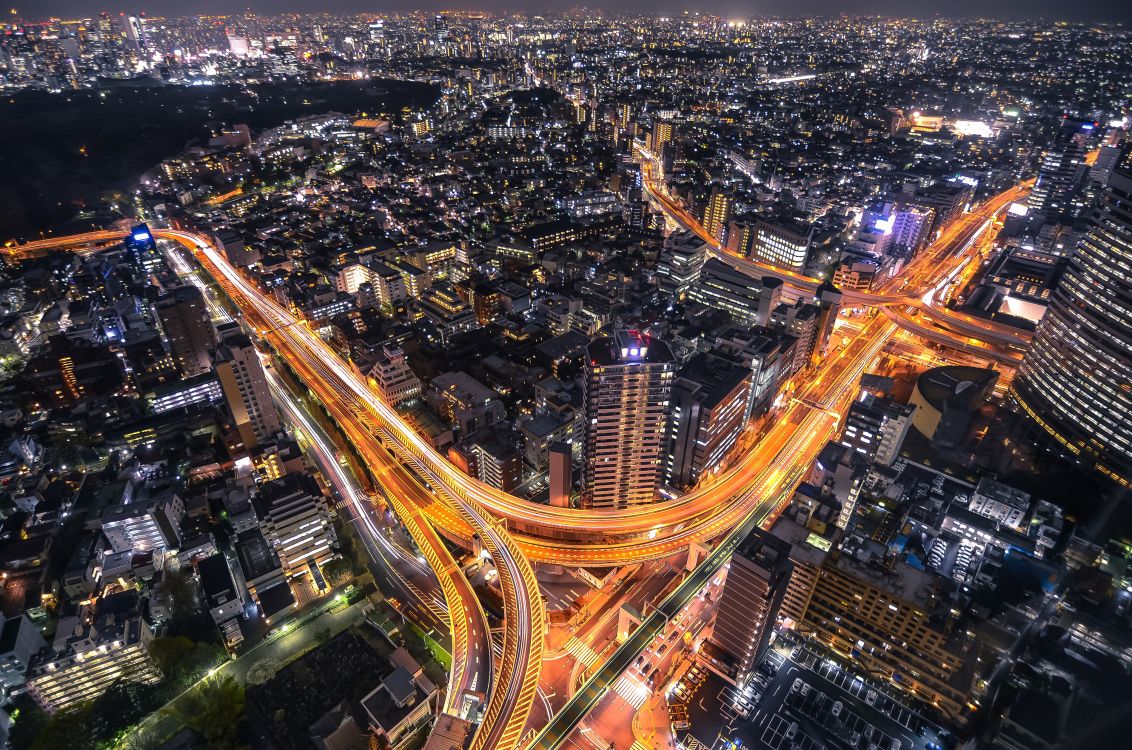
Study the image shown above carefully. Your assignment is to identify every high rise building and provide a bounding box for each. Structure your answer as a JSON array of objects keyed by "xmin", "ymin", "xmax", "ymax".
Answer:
[
  {"xmin": 702, "ymin": 189, "xmax": 733, "ymax": 242},
  {"xmin": 1012, "ymin": 151, "xmax": 1132, "ymax": 486},
  {"xmin": 1029, "ymin": 119, "xmax": 1091, "ymax": 218},
  {"xmin": 214, "ymin": 324, "xmax": 281, "ymax": 450},
  {"xmin": 656, "ymin": 230, "xmax": 707, "ymax": 301},
  {"xmin": 666, "ymin": 353, "xmax": 753, "ymax": 490},
  {"xmin": 155, "ymin": 285, "xmax": 217, "ymax": 378},
  {"xmin": 582, "ymin": 330, "xmax": 676, "ymax": 509},
  {"xmin": 651, "ymin": 119, "xmax": 674, "ymax": 153},
  {"xmin": 840, "ymin": 392, "xmax": 916, "ymax": 466},
  {"xmin": 708, "ymin": 529, "xmax": 793, "ymax": 685}
]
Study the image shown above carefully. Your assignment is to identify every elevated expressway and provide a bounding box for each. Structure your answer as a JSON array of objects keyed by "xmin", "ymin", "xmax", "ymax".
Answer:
[
  {"xmin": 638, "ymin": 152, "xmax": 1033, "ymax": 354},
  {"xmin": 6, "ymin": 229, "xmax": 541, "ymax": 750},
  {"xmin": 6, "ymin": 179, "xmax": 1016, "ymax": 749},
  {"xmin": 4, "ymin": 180, "xmax": 1021, "ymax": 566}
]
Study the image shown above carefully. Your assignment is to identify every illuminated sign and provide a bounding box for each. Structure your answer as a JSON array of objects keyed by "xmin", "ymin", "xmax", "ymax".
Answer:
[
  {"xmin": 1008, "ymin": 202, "xmax": 1029, "ymax": 217},
  {"xmin": 873, "ymin": 217, "xmax": 893, "ymax": 234},
  {"xmin": 132, "ymin": 232, "xmax": 151, "ymax": 242}
]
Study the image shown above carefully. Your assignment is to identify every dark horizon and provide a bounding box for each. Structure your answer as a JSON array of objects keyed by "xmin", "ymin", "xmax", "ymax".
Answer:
[{"xmin": 16, "ymin": 1, "xmax": 1132, "ymax": 25}]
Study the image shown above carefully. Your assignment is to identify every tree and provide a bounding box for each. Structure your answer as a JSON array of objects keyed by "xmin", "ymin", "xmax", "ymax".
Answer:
[
  {"xmin": 167, "ymin": 675, "xmax": 247, "ymax": 750},
  {"xmin": 161, "ymin": 568, "xmax": 199, "ymax": 620},
  {"xmin": 148, "ymin": 635, "xmax": 195, "ymax": 676}
]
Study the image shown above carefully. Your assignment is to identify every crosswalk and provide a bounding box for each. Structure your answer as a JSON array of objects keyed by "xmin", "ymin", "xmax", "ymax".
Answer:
[
  {"xmin": 564, "ymin": 637, "xmax": 600, "ymax": 667},
  {"xmin": 630, "ymin": 740, "xmax": 653, "ymax": 750},
  {"xmin": 613, "ymin": 675, "xmax": 649, "ymax": 709}
]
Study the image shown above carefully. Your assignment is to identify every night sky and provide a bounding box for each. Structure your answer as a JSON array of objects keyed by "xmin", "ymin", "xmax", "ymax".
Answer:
[{"xmin": 19, "ymin": 1, "xmax": 1132, "ymax": 25}]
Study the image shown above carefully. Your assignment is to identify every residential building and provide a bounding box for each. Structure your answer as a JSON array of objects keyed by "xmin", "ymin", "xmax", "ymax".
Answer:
[
  {"xmin": 26, "ymin": 593, "xmax": 161, "ymax": 713},
  {"xmin": 840, "ymin": 392, "xmax": 915, "ymax": 466},
  {"xmin": 368, "ymin": 345, "xmax": 422, "ymax": 405},
  {"xmin": 427, "ymin": 371, "xmax": 506, "ymax": 438},
  {"xmin": 703, "ymin": 189, "xmax": 733, "ymax": 241},
  {"xmin": 214, "ymin": 324, "xmax": 282, "ymax": 450},
  {"xmin": 708, "ymin": 529, "xmax": 793, "ymax": 685},
  {"xmin": 582, "ymin": 330, "xmax": 676, "ymax": 509},
  {"xmin": 101, "ymin": 492, "xmax": 185, "ymax": 554},
  {"xmin": 666, "ymin": 352, "xmax": 752, "ymax": 490},
  {"xmin": 253, "ymin": 474, "xmax": 337, "ymax": 578}
]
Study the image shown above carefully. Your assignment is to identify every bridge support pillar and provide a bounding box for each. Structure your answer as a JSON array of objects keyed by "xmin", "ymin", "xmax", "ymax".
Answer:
[
  {"xmin": 617, "ymin": 604, "xmax": 642, "ymax": 643},
  {"xmin": 687, "ymin": 541, "xmax": 711, "ymax": 571}
]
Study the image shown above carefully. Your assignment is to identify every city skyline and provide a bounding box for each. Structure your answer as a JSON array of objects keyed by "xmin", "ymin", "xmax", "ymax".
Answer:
[
  {"xmin": 13, "ymin": 2, "xmax": 1132, "ymax": 24},
  {"xmin": 0, "ymin": 9, "xmax": 1129, "ymax": 750}
]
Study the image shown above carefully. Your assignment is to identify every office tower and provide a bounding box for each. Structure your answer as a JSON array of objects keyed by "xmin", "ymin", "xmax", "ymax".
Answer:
[
  {"xmin": 1029, "ymin": 119, "xmax": 1090, "ymax": 217},
  {"xmin": 1090, "ymin": 144, "xmax": 1123, "ymax": 186},
  {"xmin": 751, "ymin": 218, "xmax": 812, "ymax": 272},
  {"xmin": 433, "ymin": 14, "xmax": 450, "ymax": 45},
  {"xmin": 253, "ymin": 474, "xmax": 337, "ymax": 576},
  {"xmin": 708, "ymin": 529, "xmax": 792, "ymax": 685},
  {"xmin": 214, "ymin": 324, "xmax": 281, "ymax": 450},
  {"xmin": 125, "ymin": 223, "xmax": 161, "ymax": 272},
  {"xmin": 690, "ymin": 258, "xmax": 782, "ymax": 327},
  {"xmin": 1012, "ymin": 151, "xmax": 1132, "ymax": 485},
  {"xmin": 840, "ymin": 392, "xmax": 915, "ymax": 465},
  {"xmin": 666, "ymin": 353, "xmax": 752, "ymax": 490},
  {"xmin": 582, "ymin": 330, "xmax": 676, "ymax": 509},
  {"xmin": 155, "ymin": 285, "xmax": 217, "ymax": 378},
  {"xmin": 702, "ymin": 189, "xmax": 733, "ymax": 242},
  {"xmin": 657, "ymin": 230, "xmax": 707, "ymax": 301}
]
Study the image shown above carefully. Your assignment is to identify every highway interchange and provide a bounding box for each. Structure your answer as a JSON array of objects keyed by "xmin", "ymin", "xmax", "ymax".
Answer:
[{"xmin": 3, "ymin": 167, "xmax": 1029, "ymax": 750}]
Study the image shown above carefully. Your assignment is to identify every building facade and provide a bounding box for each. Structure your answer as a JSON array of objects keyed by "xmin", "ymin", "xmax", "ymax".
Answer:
[
  {"xmin": 582, "ymin": 331, "xmax": 676, "ymax": 509},
  {"xmin": 1012, "ymin": 153, "xmax": 1132, "ymax": 486}
]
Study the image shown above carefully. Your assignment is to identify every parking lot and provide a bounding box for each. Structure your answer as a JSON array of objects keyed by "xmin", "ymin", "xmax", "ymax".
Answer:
[{"xmin": 680, "ymin": 635, "xmax": 950, "ymax": 750}]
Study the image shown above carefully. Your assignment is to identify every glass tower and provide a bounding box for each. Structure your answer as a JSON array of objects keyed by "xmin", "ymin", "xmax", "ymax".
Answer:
[{"xmin": 1012, "ymin": 150, "xmax": 1132, "ymax": 486}]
